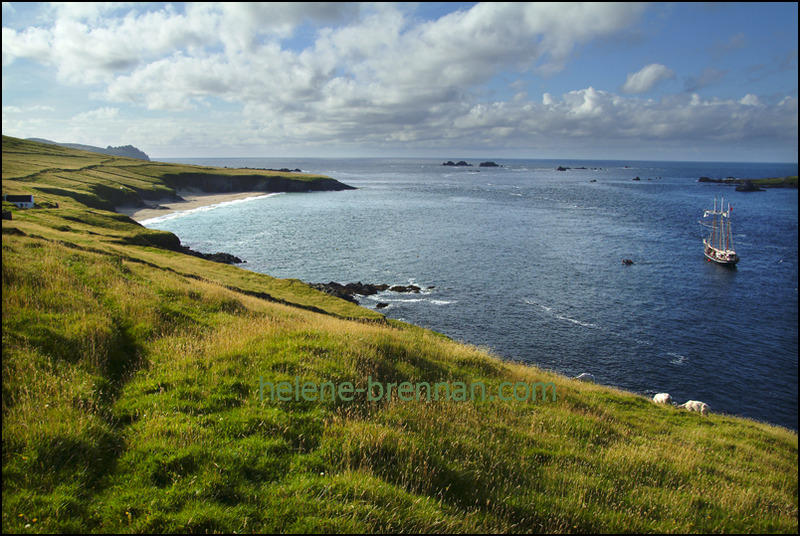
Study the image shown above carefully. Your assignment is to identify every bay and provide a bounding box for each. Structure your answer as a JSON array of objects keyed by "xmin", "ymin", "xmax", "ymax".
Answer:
[{"xmin": 146, "ymin": 157, "xmax": 798, "ymax": 430}]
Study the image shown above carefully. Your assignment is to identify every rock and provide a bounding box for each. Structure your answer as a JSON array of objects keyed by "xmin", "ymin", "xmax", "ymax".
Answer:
[
  {"xmin": 478, "ymin": 161, "xmax": 501, "ymax": 167},
  {"xmin": 309, "ymin": 281, "xmax": 424, "ymax": 303},
  {"xmin": 375, "ymin": 302, "xmax": 389, "ymax": 309},
  {"xmin": 697, "ymin": 176, "xmax": 740, "ymax": 184},
  {"xmin": 204, "ymin": 252, "xmax": 245, "ymax": 264},
  {"xmin": 389, "ymin": 284, "xmax": 421, "ymax": 293},
  {"xmin": 556, "ymin": 166, "xmax": 570, "ymax": 171},
  {"xmin": 307, "ymin": 282, "xmax": 391, "ymax": 304},
  {"xmin": 735, "ymin": 180, "xmax": 765, "ymax": 192},
  {"xmin": 442, "ymin": 161, "xmax": 472, "ymax": 167},
  {"xmin": 179, "ymin": 246, "xmax": 244, "ymax": 264},
  {"xmin": 106, "ymin": 144, "xmax": 150, "ymax": 160}
]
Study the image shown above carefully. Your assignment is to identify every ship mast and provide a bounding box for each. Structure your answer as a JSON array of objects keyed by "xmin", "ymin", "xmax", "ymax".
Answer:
[
  {"xmin": 721, "ymin": 199, "xmax": 731, "ymax": 251},
  {"xmin": 711, "ymin": 197, "xmax": 718, "ymax": 251},
  {"xmin": 720, "ymin": 197, "xmax": 725, "ymax": 252},
  {"xmin": 725, "ymin": 200, "xmax": 734, "ymax": 253}
]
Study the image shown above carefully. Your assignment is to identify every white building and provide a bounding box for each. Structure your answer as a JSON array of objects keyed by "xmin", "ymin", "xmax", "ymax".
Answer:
[{"xmin": 3, "ymin": 194, "xmax": 34, "ymax": 208}]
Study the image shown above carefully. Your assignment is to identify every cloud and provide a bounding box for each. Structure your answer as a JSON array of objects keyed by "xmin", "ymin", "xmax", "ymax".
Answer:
[
  {"xmin": 73, "ymin": 107, "xmax": 121, "ymax": 121},
  {"xmin": 621, "ymin": 63, "xmax": 675, "ymax": 94},
  {"xmin": 3, "ymin": 3, "xmax": 648, "ymax": 105},
  {"xmin": 2, "ymin": 2, "xmax": 796, "ymax": 160}
]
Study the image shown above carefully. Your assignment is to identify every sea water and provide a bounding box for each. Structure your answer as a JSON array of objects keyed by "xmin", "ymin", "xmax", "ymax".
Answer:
[{"xmin": 145, "ymin": 158, "xmax": 799, "ymax": 430}]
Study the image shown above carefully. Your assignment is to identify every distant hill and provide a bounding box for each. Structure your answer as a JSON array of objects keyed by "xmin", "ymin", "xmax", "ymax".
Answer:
[{"xmin": 26, "ymin": 137, "xmax": 150, "ymax": 160}]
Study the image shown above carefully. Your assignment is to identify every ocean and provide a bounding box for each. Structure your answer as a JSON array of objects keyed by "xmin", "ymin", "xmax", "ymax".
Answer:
[{"xmin": 144, "ymin": 157, "xmax": 799, "ymax": 430}]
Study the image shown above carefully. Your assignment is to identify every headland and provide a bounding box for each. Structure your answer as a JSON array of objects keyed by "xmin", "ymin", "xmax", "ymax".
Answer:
[{"xmin": 2, "ymin": 136, "xmax": 796, "ymax": 534}]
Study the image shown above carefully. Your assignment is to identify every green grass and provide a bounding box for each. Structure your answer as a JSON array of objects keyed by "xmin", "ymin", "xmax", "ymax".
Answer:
[
  {"xmin": 3, "ymin": 136, "xmax": 798, "ymax": 533},
  {"xmin": 2, "ymin": 136, "xmax": 340, "ymax": 212},
  {"xmin": 750, "ymin": 176, "xmax": 798, "ymax": 188}
]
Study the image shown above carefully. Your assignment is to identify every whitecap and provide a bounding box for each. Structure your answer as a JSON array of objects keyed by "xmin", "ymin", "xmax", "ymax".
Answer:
[
  {"xmin": 667, "ymin": 352, "xmax": 687, "ymax": 365},
  {"xmin": 524, "ymin": 299, "xmax": 597, "ymax": 328}
]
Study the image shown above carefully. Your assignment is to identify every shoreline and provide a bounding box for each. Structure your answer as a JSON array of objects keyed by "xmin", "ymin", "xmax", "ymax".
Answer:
[{"xmin": 116, "ymin": 190, "xmax": 272, "ymax": 222}]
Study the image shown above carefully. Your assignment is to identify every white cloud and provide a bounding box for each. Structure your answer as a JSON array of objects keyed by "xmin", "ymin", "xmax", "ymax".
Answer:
[
  {"xmin": 3, "ymin": 2, "xmax": 649, "ymax": 109},
  {"xmin": 73, "ymin": 107, "xmax": 120, "ymax": 121},
  {"xmin": 739, "ymin": 94, "xmax": 760, "ymax": 106},
  {"xmin": 2, "ymin": 2, "xmax": 796, "ymax": 160},
  {"xmin": 621, "ymin": 63, "xmax": 675, "ymax": 94}
]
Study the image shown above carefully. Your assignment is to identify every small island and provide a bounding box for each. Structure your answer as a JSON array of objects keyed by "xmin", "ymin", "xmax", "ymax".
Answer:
[
  {"xmin": 698, "ymin": 175, "xmax": 797, "ymax": 189},
  {"xmin": 442, "ymin": 160, "xmax": 502, "ymax": 168}
]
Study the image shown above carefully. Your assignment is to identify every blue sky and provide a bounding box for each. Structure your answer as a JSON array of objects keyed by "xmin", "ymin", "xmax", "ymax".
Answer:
[{"xmin": 2, "ymin": 2, "xmax": 797, "ymax": 162}]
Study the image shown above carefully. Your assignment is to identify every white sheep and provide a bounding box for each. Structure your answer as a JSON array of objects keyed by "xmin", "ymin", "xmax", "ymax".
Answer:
[
  {"xmin": 678, "ymin": 400, "xmax": 709, "ymax": 416},
  {"xmin": 574, "ymin": 373, "xmax": 596, "ymax": 383},
  {"xmin": 652, "ymin": 393, "xmax": 673, "ymax": 405}
]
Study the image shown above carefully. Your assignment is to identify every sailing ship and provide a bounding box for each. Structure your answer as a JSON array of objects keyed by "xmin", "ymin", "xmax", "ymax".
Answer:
[{"xmin": 700, "ymin": 197, "xmax": 739, "ymax": 266}]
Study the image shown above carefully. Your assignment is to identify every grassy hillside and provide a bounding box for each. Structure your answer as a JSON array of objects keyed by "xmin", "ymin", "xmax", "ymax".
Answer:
[
  {"xmin": 3, "ymin": 137, "xmax": 797, "ymax": 533},
  {"xmin": 751, "ymin": 175, "xmax": 798, "ymax": 188}
]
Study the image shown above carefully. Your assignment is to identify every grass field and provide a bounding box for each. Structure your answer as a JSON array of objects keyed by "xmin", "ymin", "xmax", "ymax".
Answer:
[
  {"xmin": 751, "ymin": 175, "xmax": 798, "ymax": 188},
  {"xmin": 3, "ymin": 136, "xmax": 797, "ymax": 533}
]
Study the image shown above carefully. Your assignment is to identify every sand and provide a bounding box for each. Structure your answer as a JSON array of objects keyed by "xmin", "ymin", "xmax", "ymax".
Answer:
[{"xmin": 116, "ymin": 190, "xmax": 271, "ymax": 222}]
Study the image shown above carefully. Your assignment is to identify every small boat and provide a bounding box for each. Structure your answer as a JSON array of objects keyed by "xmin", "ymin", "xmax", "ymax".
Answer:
[{"xmin": 700, "ymin": 197, "xmax": 739, "ymax": 266}]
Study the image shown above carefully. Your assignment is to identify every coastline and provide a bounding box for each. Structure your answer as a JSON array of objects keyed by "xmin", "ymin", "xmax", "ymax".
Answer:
[{"xmin": 116, "ymin": 189, "xmax": 271, "ymax": 222}]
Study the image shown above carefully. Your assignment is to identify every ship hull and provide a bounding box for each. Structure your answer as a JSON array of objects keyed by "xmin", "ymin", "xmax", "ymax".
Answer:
[{"xmin": 703, "ymin": 241, "xmax": 739, "ymax": 266}]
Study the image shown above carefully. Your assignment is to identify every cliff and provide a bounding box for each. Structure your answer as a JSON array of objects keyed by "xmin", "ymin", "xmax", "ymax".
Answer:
[{"xmin": 4, "ymin": 136, "xmax": 353, "ymax": 214}]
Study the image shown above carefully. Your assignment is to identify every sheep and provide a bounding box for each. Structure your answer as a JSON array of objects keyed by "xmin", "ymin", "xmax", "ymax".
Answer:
[
  {"xmin": 652, "ymin": 393, "xmax": 673, "ymax": 405},
  {"xmin": 573, "ymin": 373, "xmax": 596, "ymax": 383},
  {"xmin": 678, "ymin": 400, "xmax": 709, "ymax": 416}
]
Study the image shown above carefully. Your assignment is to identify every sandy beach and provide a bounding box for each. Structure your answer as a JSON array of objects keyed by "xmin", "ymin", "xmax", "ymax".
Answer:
[{"xmin": 116, "ymin": 190, "xmax": 271, "ymax": 222}]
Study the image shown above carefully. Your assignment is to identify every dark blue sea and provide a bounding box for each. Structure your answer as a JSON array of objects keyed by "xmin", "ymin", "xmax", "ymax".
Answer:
[{"xmin": 146, "ymin": 158, "xmax": 798, "ymax": 431}]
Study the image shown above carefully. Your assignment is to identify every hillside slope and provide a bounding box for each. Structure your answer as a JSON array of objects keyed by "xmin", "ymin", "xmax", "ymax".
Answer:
[
  {"xmin": 27, "ymin": 138, "xmax": 151, "ymax": 160},
  {"xmin": 2, "ymin": 136, "xmax": 797, "ymax": 533}
]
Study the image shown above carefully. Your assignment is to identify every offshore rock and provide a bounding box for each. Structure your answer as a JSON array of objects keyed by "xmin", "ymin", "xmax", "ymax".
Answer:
[
  {"xmin": 309, "ymin": 282, "xmax": 423, "ymax": 304},
  {"xmin": 735, "ymin": 180, "xmax": 765, "ymax": 192}
]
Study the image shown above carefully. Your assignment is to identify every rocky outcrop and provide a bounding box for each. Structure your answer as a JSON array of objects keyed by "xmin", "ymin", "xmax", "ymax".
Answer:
[
  {"xmin": 735, "ymin": 180, "xmax": 765, "ymax": 192},
  {"xmin": 443, "ymin": 161, "xmax": 472, "ymax": 167},
  {"xmin": 179, "ymin": 245, "xmax": 244, "ymax": 264},
  {"xmin": 309, "ymin": 282, "xmax": 423, "ymax": 304},
  {"xmin": 698, "ymin": 176, "xmax": 740, "ymax": 184},
  {"xmin": 479, "ymin": 161, "xmax": 501, "ymax": 167},
  {"xmin": 104, "ymin": 145, "xmax": 150, "ymax": 160}
]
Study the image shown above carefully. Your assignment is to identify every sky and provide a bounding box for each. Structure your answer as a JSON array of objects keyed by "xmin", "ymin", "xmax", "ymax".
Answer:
[{"xmin": 2, "ymin": 2, "xmax": 798, "ymax": 162}]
